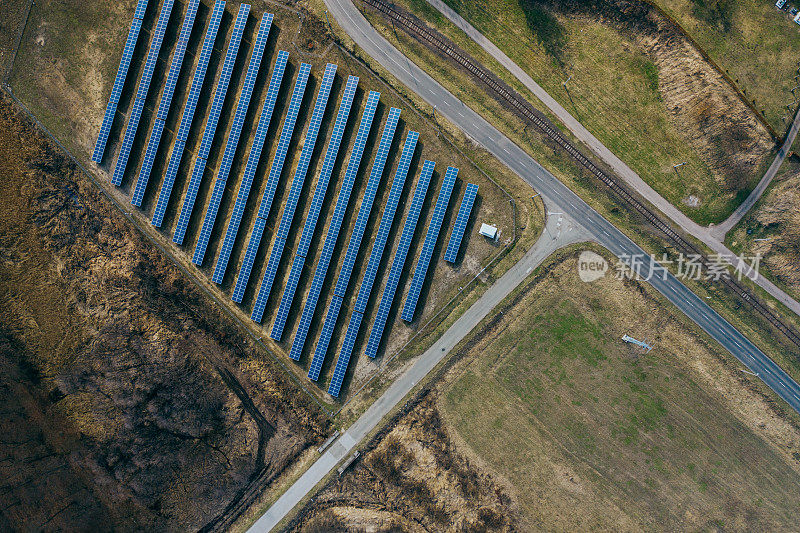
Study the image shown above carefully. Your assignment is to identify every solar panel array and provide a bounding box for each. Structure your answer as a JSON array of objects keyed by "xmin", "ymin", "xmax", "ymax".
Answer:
[
  {"xmin": 444, "ymin": 183, "xmax": 478, "ymax": 263},
  {"xmin": 364, "ymin": 160, "xmax": 434, "ymax": 359},
  {"xmin": 212, "ymin": 51, "xmax": 289, "ymax": 283},
  {"xmin": 192, "ymin": 14, "xmax": 274, "ymax": 265},
  {"xmin": 289, "ymin": 91, "xmax": 380, "ymax": 363},
  {"xmin": 270, "ymin": 75, "xmax": 359, "ymax": 341},
  {"xmin": 250, "ymin": 63, "xmax": 337, "ymax": 323},
  {"xmin": 111, "ymin": 0, "xmax": 175, "ymax": 186},
  {"xmin": 231, "ymin": 63, "xmax": 312, "ymax": 303},
  {"xmin": 401, "ymin": 166, "xmax": 458, "ymax": 321},
  {"xmin": 152, "ymin": 0, "xmax": 225, "ymax": 227},
  {"xmin": 307, "ymin": 107, "xmax": 400, "ymax": 382},
  {"xmin": 92, "ymin": 0, "xmax": 149, "ymax": 163},
  {"xmin": 327, "ymin": 131, "xmax": 418, "ymax": 397},
  {"xmin": 131, "ymin": 0, "xmax": 201, "ymax": 207},
  {"xmin": 173, "ymin": 4, "xmax": 250, "ymax": 245}
]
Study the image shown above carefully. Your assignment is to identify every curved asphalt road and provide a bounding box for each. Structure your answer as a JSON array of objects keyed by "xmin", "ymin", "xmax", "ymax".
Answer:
[{"xmin": 324, "ymin": 0, "xmax": 800, "ymax": 410}]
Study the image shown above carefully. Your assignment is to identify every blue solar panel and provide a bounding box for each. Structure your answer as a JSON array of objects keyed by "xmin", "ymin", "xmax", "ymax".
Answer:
[
  {"xmin": 308, "ymin": 295, "xmax": 343, "ymax": 381},
  {"xmin": 269, "ymin": 76, "xmax": 359, "ymax": 340},
  {"xmin": 250, "ymin": 64, "xmax": 337, "ymax": 323},
  {"xmin": 288, "ymin": 91, "xmax": 380, "ymax": 361},
  {"xmin": 334, "ymin": 108, "xmax": 400, "ymax": 299},
  {"xmin": 131, "ymin": 0, "xmax": 200, "ymax": 206},
  {"xmin": 173, "ymin": 4, "xmax": 249, "ymax": 245},
  {"xmin": 326, "ymin": 131, "xmax": 417, "ymax": 396},
  {"xmin": 192, "ymin": 14, "xmax": 273, "ymax": 265},
  {"xmin": 353, "ymin": 131, "xmax": 418, "ymax": 314},
  {"xmin": 401, "ymin": 166, "xmax": 458, "ymax": 321},
  {"xmin": 92, "ymin": 6, "xmax": 147, "ymax": 164},
  {"xmin": 111, "ymin": 0, "xmax": 175, "ymax": 186},
  {"xmin": 231, "ymin": 63, "xmax": 311, "ymax": 303},
  {"xmin": 212, "ymin": 51, "xmax": 288, "ymax": 284},
  {"xmin": 364, "ymin": 160, "xmax": 434, "ymax": 359},
  {"xmin": 327, "ymin": 310, "xmax": 363, "ymax": 397},
  {"xmin": 151, "ymin": 1, "xmax": 225, "ymax": 228},
  {"xmin": 444, "ymin": 183, "xmax": 478, "ymax": 263},
  {"xmin": 306, "ymin": 108, "xmax": 400, "ymax": 379},
  {"xmin": 134, "ymin": 0, "xmax": 149, "ymax": 20}
]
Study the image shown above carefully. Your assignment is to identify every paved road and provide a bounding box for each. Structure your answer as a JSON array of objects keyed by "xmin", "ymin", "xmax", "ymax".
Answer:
[
  {"xmin": 325, "ymin": 0, "xmax": 800, "ymax": 423},
  {"xmin": 424, "ymin": 0, "xmax": 800, "ymax": 317},
  {"xmin": 247, "ymin": 1, "xmax": 800, "ymax": 530},
  {"xmin": 248, "ymin": 213, "xmax": 590, "ymax": 532}
]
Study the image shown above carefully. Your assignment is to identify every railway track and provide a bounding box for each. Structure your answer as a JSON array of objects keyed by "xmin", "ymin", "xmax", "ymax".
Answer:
[{"xmin": 359, "ymin": 0, "xmax": 800, "ymax": 350}]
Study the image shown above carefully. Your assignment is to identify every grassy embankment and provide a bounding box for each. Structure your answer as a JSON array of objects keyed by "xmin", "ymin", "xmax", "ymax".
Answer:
[{"xmin": 424, "ymin": 0, "xmax": 775, "ymax": 224}]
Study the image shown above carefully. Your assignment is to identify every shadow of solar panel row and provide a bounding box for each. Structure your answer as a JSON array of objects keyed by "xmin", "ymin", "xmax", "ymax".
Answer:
[
  {"xmin": 250, "ymin": 63, "xmax": 337, "ymax": 323},
  {"xmin": 401, "ymin": 166, "xmax": 458, "ymax": 321},
  {"xmin": 92, "ymin": 0, "xmax": 149, "ymax": 163},
  {"xmin": 173, "ymin": 4, "xmax": 250, "ymax": 245},
  {"xmin": 112, "ymin": 0, "xmax": 175, "ymax": 187},
  {"xmin": 231, "ymin": 62, "xmax": 311, "ymax": 303},
  {"xmin": 131, "ymin": 0, "xmax": 201, "ymax": 207},
  {"xmin": 364, "ymin": 160, "xmax": 434, "ymax": 359},
  {"xmin": 212, "ymin": 50, "xmax": 289, "ymax": 284},
  {"xmin": 192, "ymin": 14, "xmax": 274, "ymax": 266},
  {"xmin": 444, "ymin": 183, "xmax": 478, "ymax": 263},
  {"xmin": 152, "ymin": 0, "xmax": 225, "ymax": 228},
  {"xmin": 307, "ymin": 107, "xmax": 400, "ymax": 381},
  {"xmin": 270, "ymin": 75, "xmax": 359, "ymax": 341},
  {"xmin": 288, "ymin": 91, "xmax": 380, "ymax": 362},
  {"xmin": 327, "ymin": 309, "xmax": 362, "ymax": 397},
  {"xmin": 307, "ymin": 295, "xmax": 343, "ymax": 380},
  {"xmin": 326, "ymin": 131, "xmax": 418, "ymax": 398}
]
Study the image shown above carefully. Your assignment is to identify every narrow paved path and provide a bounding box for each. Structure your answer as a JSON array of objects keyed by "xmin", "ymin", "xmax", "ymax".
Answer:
[
  {"xmin": 245, "ymin": 1, "xmax": 800, "ymax": 530},
  {"xmin": 248, "ymin": 214, "xmax": 590, "ymax": 532},
  {"xmin": 425, "ymin": 0, "xmax": 800, "ymax": 317}
]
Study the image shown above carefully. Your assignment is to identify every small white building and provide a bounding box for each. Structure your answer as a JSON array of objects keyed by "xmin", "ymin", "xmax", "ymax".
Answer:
[
  {"xmin": 479, "ymin": 223, "xmax": 498, "ymax": 239},
  {"xmin": 777, "ymin": 0, "xmax": 787, "ymax": 9}
]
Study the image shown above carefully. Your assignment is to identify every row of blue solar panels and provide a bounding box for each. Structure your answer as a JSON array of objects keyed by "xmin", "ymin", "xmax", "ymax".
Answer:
[
  {"xmin": 364, "ymin": 160, "xmax": 434, "ymax": 359},
  {"xmin": 131, "ymin": 0, "xmax": 201, "ymax": 207},
  {"xmin": 270, "ymin": 75, "xmax": 359, "ymax": 341},
  {"xmin": 192, "ymin": 14, "xmax": 274, "ymax": 265},
  {"xmin": 92, "ymin": 0, "xmax": 149, "ymax": 163},
  {"xmin": 289, "ymin": 91, "xmax": 380, "ymax": 362},
  {"xmin": 401, "ymin": 166, "xmax": 458, "ymax": 321},
  {"xmin": 212, "ymin": 51, "xmax": 289, "ymax": 283},
  {"xmin": 173, "ymin": 4, "xmax": 250, "ymax": 245},
  {"xmin": 250, "ymin": 63, "xmax": 338, "ymax": 323},
  {"xmin": 307, "ymin": 108, "xmax": 400, "ymax": 381},
  {"xmin": 326, "ymin": 131, "xmax": 418, "ymax": 398},
  {"xmin": 111, "ymin": 0, "xmax": 175, "ymax": 186},
  {"xmin": 152, "ymin": 0, "xmax": 225, "ymax": 227},
  {"xmin": 444, "ymin": 183, "xmax": 478, "ymax": 263},
  {"xmin": 231, "ymin": 63, "xmax": 312, "ymax": 303}
]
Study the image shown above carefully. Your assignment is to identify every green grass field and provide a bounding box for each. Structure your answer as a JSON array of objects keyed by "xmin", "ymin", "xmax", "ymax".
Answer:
[
  {"xmin": 387, "ymin": 0, "xmax": 775, "ymax": 225},
  {"xmin": 440, "ymin": 247, "xmax": 800, "ymax": 530}
]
